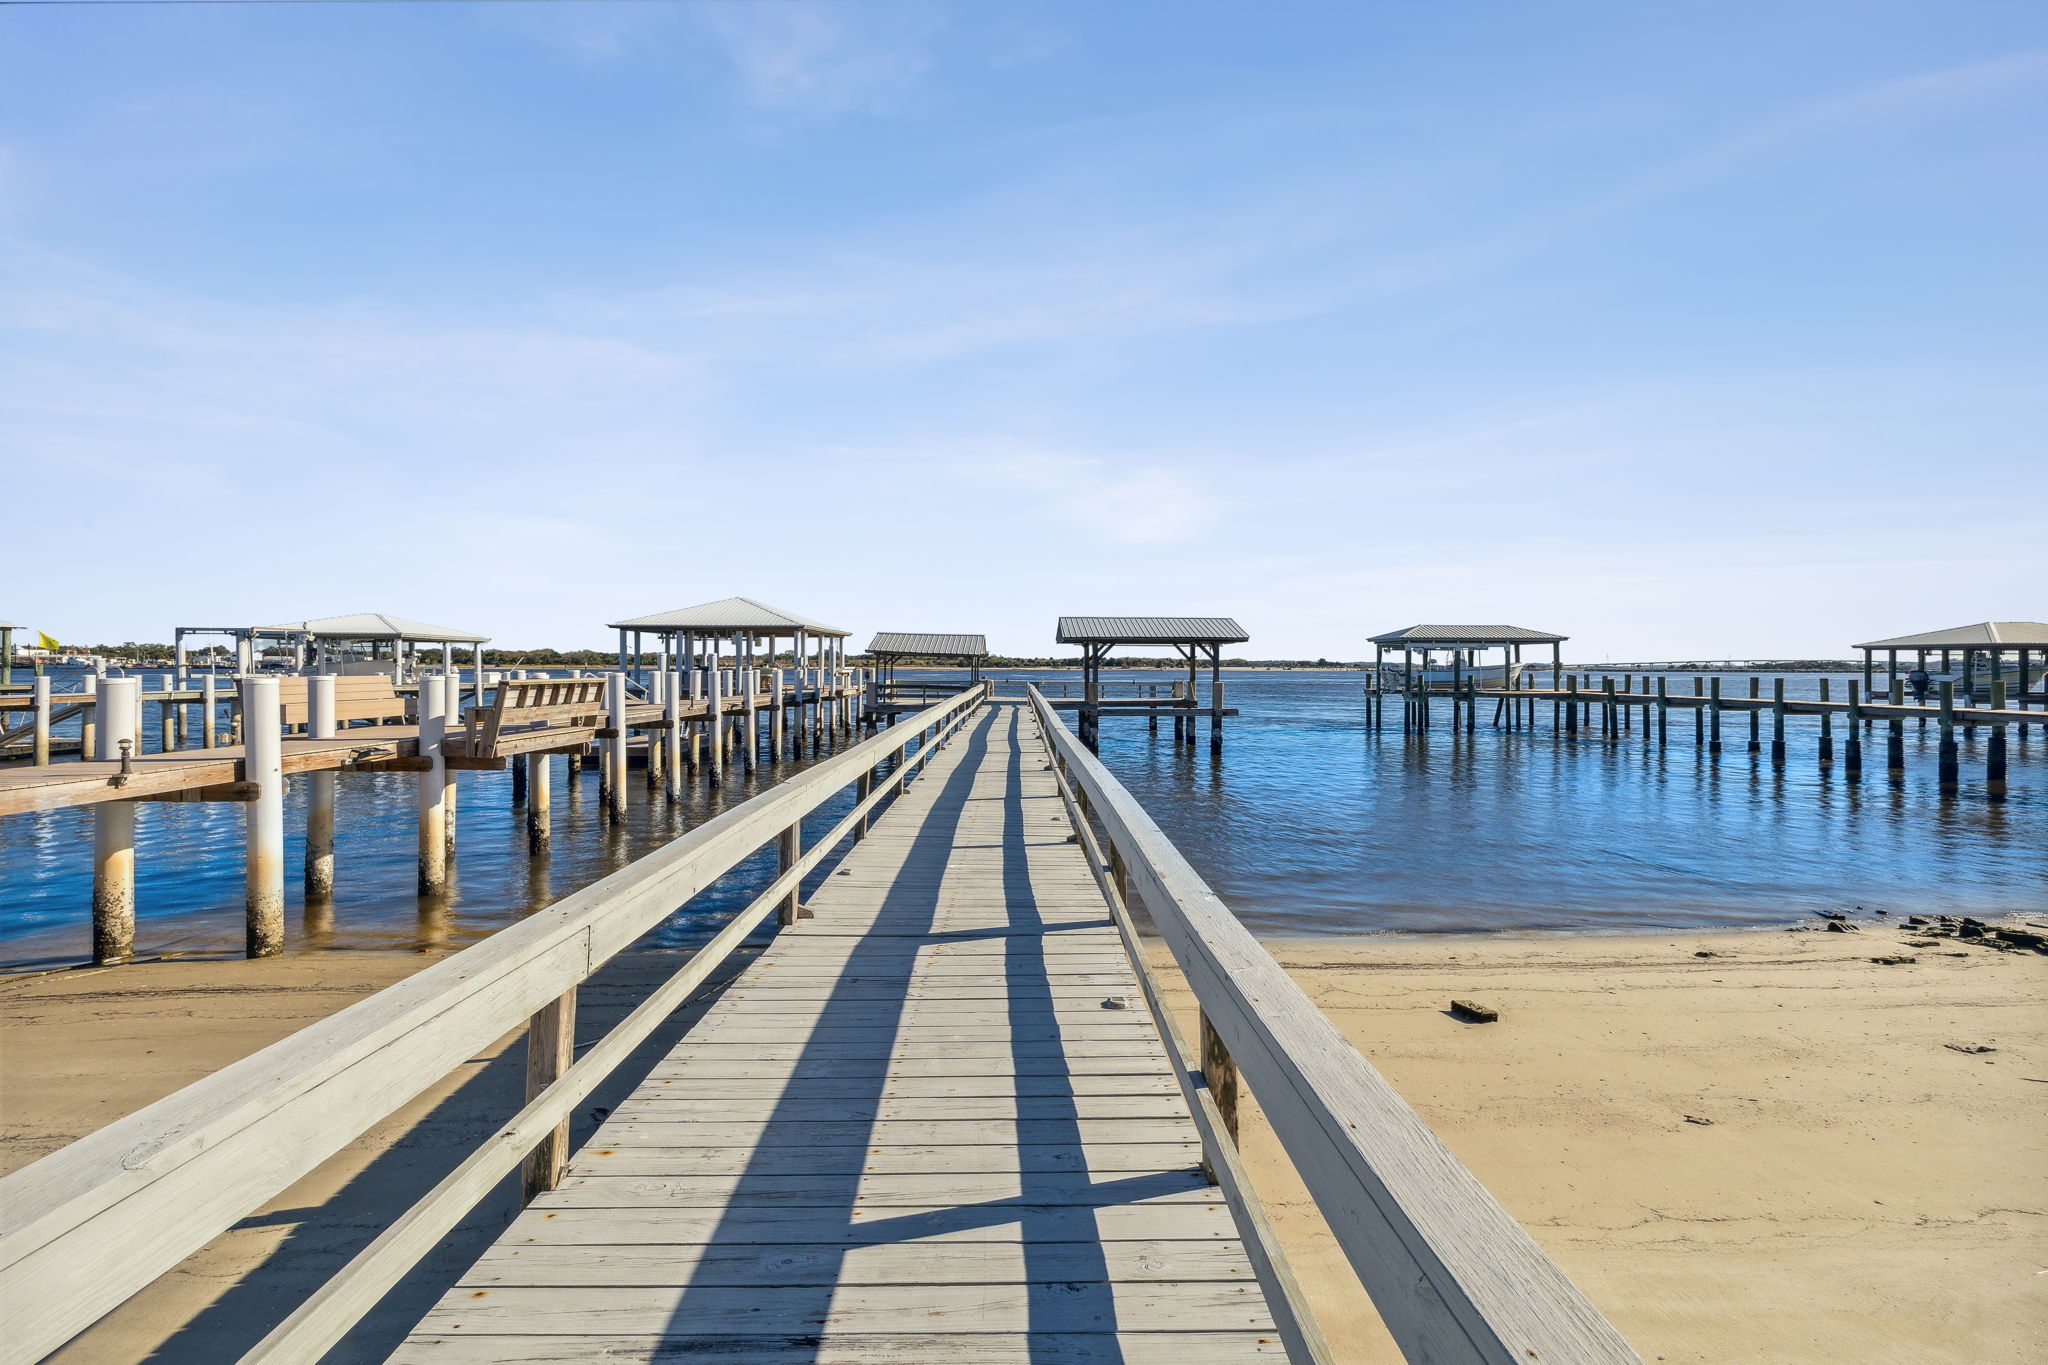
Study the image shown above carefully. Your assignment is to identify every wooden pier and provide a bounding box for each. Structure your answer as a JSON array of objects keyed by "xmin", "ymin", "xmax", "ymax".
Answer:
[
  {"xmin": 0, "ymin": 689, "xmax": 1641, "ymax": 1364},
  {"xmin": 1371, "ymin": 668, "xmax": 2037, "ymax": 799},
  {"xmin": 0, "ymin": 661, "xmax": 868, "ymax": 964}
]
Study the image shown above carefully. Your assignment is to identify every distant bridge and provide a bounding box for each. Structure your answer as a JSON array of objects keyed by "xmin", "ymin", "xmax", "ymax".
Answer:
[{"xmin": 1561, "ymin": 660, "xmax": 1857, "ymax": 673}]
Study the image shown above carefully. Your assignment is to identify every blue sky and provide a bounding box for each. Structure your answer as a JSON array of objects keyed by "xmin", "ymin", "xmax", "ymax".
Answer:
[{"xmin": 5, "ymin": 1, "xmax": 2043, "ymax": 659}]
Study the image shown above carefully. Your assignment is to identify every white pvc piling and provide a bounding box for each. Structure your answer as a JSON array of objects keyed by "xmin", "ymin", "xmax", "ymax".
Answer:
[
  {"xmin": 663, "ymin": 670, "xmax": 682, "ymax": 798},
  {"xmin": 417, "ymin": 675, "xmax": 449, "ymax": 897},
  {"xmin": 527, "ymin": 752, "xmax": 551, "ymax": 855},
  {"xmin": 80, "ymin": 673, "xmax": 97, "ymax": 763},
  {"xmin": 201, "ymin": 674, "xmax": 218, "ymax": 749},
  {"xmin": 32, "ymin": 675, "xmax": 51, "ymax": 766},
  {"xmin": 91, "ymin": 677, "xmax": 141, "ymax": 965},
  {"xmin": 242, "ymin": 676, "xmax": 286, "ymax": 958},
  {"xmin": 706, "ymin": 658, "xmax": 724, "ymax": 783},
  {"xmin": 305, "ymin": 675, "xmax": 337, "ymax": 901},
  {"xmin": 605, "ymin": 672, "xmax": 629, "ymax": 822}
]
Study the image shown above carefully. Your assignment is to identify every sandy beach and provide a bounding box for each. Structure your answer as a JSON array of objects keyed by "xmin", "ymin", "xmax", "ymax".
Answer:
[{"xmin": 3, "ymin": 922, "xmax": 2042, "ymax": 1362}]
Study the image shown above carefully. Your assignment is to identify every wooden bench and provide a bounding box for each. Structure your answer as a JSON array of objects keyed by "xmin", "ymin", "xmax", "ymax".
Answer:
[
  {"xmin": 273, "ymin": 676, "xmax": 409, "ymax": 728},
  {"xmin": 462, "ymin": 677, "xmax": 609, "ymax": 759}
]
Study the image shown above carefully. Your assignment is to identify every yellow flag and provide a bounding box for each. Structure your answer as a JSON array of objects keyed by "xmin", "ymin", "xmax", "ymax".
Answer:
[{"xmin": 36, "ymin": 631, "xmax": 60, "ymax": 650}]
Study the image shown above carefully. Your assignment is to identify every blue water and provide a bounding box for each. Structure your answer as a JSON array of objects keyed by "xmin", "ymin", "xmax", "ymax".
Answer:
[{"xmin": 2, "ymin": 668, "xmax": 2041, "ymax": 967}]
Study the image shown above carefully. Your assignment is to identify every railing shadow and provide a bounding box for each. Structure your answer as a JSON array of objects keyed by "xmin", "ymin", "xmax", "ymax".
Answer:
[
  {"xmin": 124, "ymin": 946, "xmax": 743, "ymax": 1364},
  {"xmin": 648, "ymin": 706, "xmax": 1002, "ymax": 1357}
]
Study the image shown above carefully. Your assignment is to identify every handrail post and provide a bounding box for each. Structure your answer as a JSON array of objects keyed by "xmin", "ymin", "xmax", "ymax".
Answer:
[
  {"xmin": 1199, "ymin": 1011, "xmax": 1240, "ymax": 1145},
  {"xmin": 855, "ymin": 771, "xmax": 873, "ymax": 840},
  {"xmin": 778, "ymin": 823, "xmax": 803, "ymax": 925},
  {"xmin": 520, "ymin": 988, "xmax": 577, "ymax": 1203}
]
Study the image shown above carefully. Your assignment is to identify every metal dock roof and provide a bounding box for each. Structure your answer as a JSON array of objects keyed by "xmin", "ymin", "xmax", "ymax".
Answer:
[
  {"xmin": 1853, "ymin": 621, "xmax": 2048, "ymax": 650},
  {"xmin": 1055, "ymin": 617, "xmax": 1248, "ymax": 645},
  {"xmin": 607, "ymin": 596, "xmax": 849, "ymax": 637},
  {"xmin": 866, "ymin": 632, "xmax": 989, "ymax": 657},
  {"xmin": 1368, "ymin": 624, "xmax": 1567, "ymax": 646}
]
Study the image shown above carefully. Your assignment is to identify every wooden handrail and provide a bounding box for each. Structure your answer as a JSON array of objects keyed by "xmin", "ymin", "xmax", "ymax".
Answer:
[
  {"xmin": 1022, "ymin": 691, "xmax": 1333, "ymax": 1365},
  {"xmin": 1023, "ymin": 686, "xmax": 1642, "ymax": 1365},
  {"xmin": 0, "ymin": 685, "xmax": 990, "ymax": 1365}
]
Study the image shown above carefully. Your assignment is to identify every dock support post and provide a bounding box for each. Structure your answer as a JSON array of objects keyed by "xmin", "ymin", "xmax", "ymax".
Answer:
[
  {"xmin": 417, "ymin": 676, "xmax": 449, "ymax": 897},
  {"xmin": 855, "ymin": 770, "xmax": 873, "ymax": 841},
  {"xmin": 1937, "ymin": 681, "xmax": 1958, "ymax": 794},
  {"xmin": 1656, "ymin": 676, "xmax": 1668, "ymax": 747},
  {"xmin": 1708, "ymin": 676, "xmax": 1723, "ymax": 756},
  {"xmin": 1988, "ymin": 681, "xmax": 2007, "ymax": 799},
  {"xmin": 1770, "ymin": 678, "xmax": 1786, "ymax": 767},
  {"xmin": 32, "ymin": 674, "xmax": 51, "ymax": 765},
  {"xmin": 91, "ymin": 677, "xmax": 141, "ymax": 966},
  {"xmin": 1818, "ymin": 679, "xmax": 1833, "ymax": 765},
  {"xmin": 743, "ymin": 656, "xmax": 758, "ymax": 770},
  {"xmin": 305, "ymin": 675, "xmax": 336, "ymax": 903},
  {"xmin": 155, "ymin": 676, "xmax": 173, "ymax": 753},
  {"xmin": 201, "ymin": 674, "xmax": 217, "ymax": 749},
  {"xmin": 645, "ymin": 671, "xmax": 665, "ymax": 791},
  {"xmin": 511, "ymin": 745, "xmax": 528, "ymax": 804},
  {"xmin": 770, "ymin": 668, "xmax": 785, "ymax": 757},
  {"xmin": 1199, "ymin": 1011, "xmax": 1240, "ymax": 1145},
  {"xmin": 1843, "ymin": 683, "xmax": 1861, "ymax": 777},
  {"xmin": 1747, "ymin": 676, "xmax": 1761, "ymax": 753},
  {"xmin": 243, "ymin": 677, "xmax": 286, "ymax": 958},
  {"xmin": 665, "ymin": 671, "xmax": 683, "ymax": 798},
  {"xmin": 1601, "ymin": 677, "xmax": 1616, "ymax": 741},
  {"xmin": 80, "ymin": 672, "xmax": 97, "ymax": 765},
  {"xmin": 527, "ymin": 752, "xmax": 552, "ymax": 855},
  {"xmin": 605, "ymin": 673, "xmax": 629, "ymax": 823},
  {"xmin": 706, "ymin": 659, "xmax": 724, "ymax": 785},
  {"xmin": 1564, "ymin": 675, "xmax": 1579, "ymax": 738},
  {"xmin": 1887, "ymin": 708, "xmax": 1905, "ymax": 783},
  {"xmin": 1211, "ymin": 647, "xmax": 1225, "ymax": 751},
  {"xmin": 520, "ymin": 988, "xmax": 577, "ymax": 1204}
]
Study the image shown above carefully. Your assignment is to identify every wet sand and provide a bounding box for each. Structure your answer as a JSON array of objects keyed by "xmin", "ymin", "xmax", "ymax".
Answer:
[{"xmin": 3, "ymin": 924, "xmax": 2043, "ymax": 1361}]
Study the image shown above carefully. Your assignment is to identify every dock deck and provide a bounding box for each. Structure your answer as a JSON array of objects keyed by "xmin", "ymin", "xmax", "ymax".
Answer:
[{"xmin": 393, "ymin": 700, "xmax": 1279, "ymax": 1361}]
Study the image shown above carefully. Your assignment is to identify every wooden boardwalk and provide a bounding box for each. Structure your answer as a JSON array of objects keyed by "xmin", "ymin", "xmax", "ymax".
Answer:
[{"xmin": 393, "ymin": 701, "xmax": 1282, "ymax": 1362}]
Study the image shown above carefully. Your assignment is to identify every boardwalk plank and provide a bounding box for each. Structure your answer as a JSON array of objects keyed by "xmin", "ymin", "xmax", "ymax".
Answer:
[
  {"xmin": 411, "ymin": 1282, "xmax": 1276, "ymax": 1336},
  {"xmin": 395, "ymin": 703, "xmax": 1274, "ymax": 1359}
]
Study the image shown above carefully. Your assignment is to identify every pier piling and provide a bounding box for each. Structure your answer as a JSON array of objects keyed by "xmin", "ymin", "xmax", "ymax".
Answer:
[
  {"xmin": 90, "ymin": 677, "xmax": 140, "ymax": 966},
  {"xmin": 243, "ymin": 677, "xmax": 285, "ymax": 958},
  {"xmin": 526, "ymin": 753, "xmax": 552, "ymax": 856},
  {"xmin": 305, "ymin": 675, "xmax": 336, "ymax": 903},
  {"xmin": 1771, "ymin": 678, "xmax": 1786, "ymax": 767},
  {"xmin": 32, "ymin": 675, "xmax": 51, "ymax": 766},
  {"xmin": 1818, "ymin": 678, "xmax": 1834, "ymax": 765},
  {"xmin": 417, "ymin": 676, "xmax": 449, "ymax": 897},
  {"xmin": 1988, "ymin": 681, "xmax": 2008, "ymax": 798},
  {"xmin": 1937, "ymin": 681, "xmax": 1959, "ymax": 794},
  {"xmin": 1845, "ymin": 682, "xmax": 1863, "ymax": 777}
]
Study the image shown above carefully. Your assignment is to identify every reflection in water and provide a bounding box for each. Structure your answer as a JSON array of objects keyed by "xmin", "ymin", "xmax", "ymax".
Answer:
[{"xmin": 1, "ymin": 671, "xmax": 2041, "ymax": 964}]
